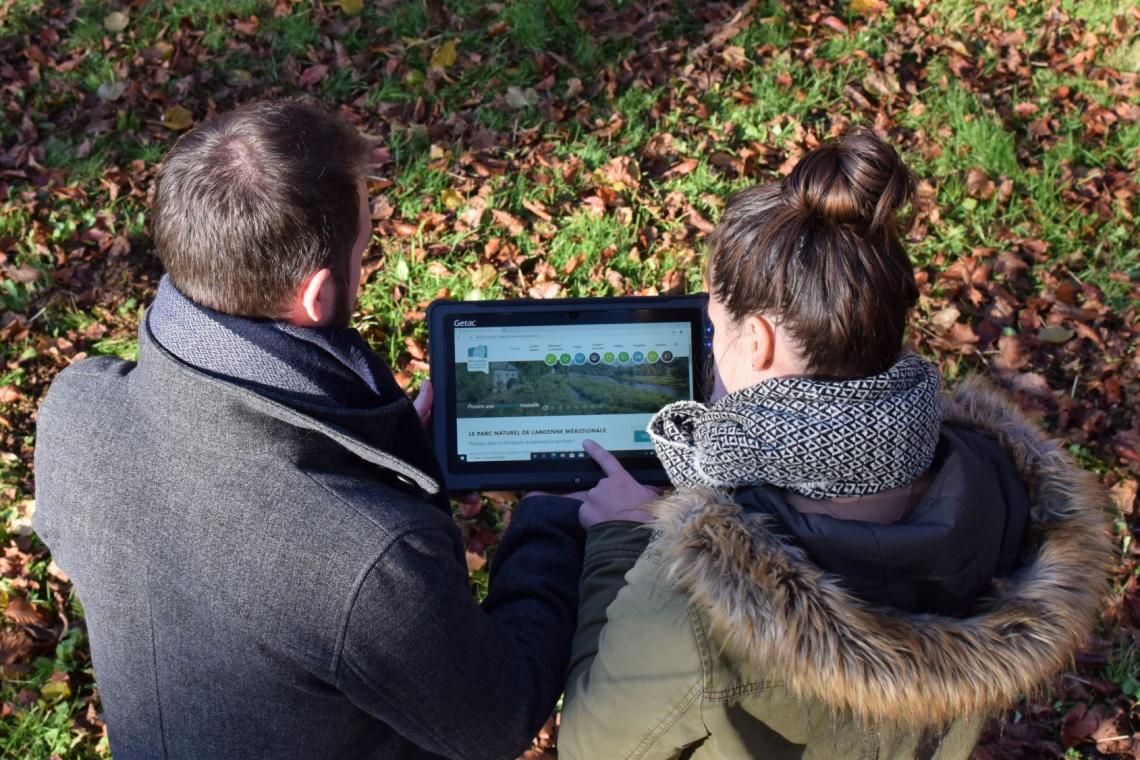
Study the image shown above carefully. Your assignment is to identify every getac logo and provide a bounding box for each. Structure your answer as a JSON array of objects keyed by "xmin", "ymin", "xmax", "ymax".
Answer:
[{"xmin": 454, "ymin": 320, "xmax": 477, "ymax": 327}]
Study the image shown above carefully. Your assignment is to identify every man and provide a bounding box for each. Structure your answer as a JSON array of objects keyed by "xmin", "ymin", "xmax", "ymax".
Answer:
[{"xmin": 33, "ymin": 98, "xmax": 589, "ymax": 759}]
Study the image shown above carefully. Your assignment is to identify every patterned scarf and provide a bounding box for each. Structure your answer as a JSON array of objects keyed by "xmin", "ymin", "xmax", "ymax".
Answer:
[
  {"xmin": 648, "ymin": 352, "xmax": 946, "ymax": 500},
  {"xmin": 146, "ymin": 275, "xmax": 403, "ymax": 409}
]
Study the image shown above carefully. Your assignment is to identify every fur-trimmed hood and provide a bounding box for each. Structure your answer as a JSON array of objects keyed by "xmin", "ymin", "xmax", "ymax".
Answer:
[{"xmin": 648, "ymin": 375, "xmax": 1113, "ymax": 726}]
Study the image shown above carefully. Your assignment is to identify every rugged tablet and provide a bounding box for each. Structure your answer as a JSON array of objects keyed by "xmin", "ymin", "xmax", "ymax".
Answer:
[{"xmin": 427, "ymin": 294, "xmax": 711, "ymax": 491}]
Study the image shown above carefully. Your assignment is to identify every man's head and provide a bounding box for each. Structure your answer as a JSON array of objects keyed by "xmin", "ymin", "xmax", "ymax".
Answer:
[{"xmin": 151, "ymin": 98, "xmax": 372, "ymax": 327}]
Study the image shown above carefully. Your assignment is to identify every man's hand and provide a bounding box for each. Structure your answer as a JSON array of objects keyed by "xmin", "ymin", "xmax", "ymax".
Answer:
[
  {"xmin": 415, "ymin": 380, "xmax": 483, "ymax": 511},
  {"xmin": 413, "ymin": 379, "xmax": 433, "ymax": 430},
  {"xmin": 578, "ymin": 439, "xmax": 660, "ymax": 529}
]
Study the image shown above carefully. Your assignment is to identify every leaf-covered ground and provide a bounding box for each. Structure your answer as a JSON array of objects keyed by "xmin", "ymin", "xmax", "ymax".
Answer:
[{"xmin": 1, "ymin": 0, "xmax": 1138, "ymax": 757}]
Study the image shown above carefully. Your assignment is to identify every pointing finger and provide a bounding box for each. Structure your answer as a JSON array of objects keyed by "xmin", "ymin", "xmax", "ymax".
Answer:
[{"xmin": 582, "ymin": 439, "xmax": 627, "ymax": 479}]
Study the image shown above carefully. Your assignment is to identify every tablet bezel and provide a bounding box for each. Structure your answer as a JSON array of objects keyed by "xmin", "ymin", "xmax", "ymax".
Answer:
[{"xmin": 427, "ymin": 294, "xmax": 711, "ymax": 492}]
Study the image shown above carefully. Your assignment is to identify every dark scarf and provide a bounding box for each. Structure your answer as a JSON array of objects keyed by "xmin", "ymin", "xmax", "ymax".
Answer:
[
  {"xmin": 648, "ymin": 352, "xmax": 946, "ymax": 500},
  {"xmin": 147, "ymin": 275, "xmax": 403, "ymax": 410}
]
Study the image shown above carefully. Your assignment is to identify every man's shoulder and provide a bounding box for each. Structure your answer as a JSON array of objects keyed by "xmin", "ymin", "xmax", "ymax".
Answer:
[
  {"xmin": 41, "ymin": 355, "xmax": 135, "ymax": 412},
  {"xmin": 37, "ymin": 356, "xmax": 137, "ymax": 443}
]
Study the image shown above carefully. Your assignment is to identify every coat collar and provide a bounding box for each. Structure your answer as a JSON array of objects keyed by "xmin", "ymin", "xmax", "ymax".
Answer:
[
  {"xmin": 135, "ymin": 318, "xmax": 443, "ymax": 499},
  {"xmin": 647, "ymin": 375, "xmax": 1112, "ymax": 725}
]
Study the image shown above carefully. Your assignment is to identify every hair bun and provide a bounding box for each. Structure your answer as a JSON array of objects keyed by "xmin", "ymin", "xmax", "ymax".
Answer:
[{"xmin": 782, "ymin": 127, "xmax": 915, "ymax": 232}]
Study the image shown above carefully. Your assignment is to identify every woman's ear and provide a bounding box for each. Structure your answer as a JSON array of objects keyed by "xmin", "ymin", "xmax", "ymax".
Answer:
[
  {"xmin": 286, "ymin": 268, "xmax": 336, "ymax": 326},
  {"xmin": 743, "ymin": 314, "xmax": 775, "ymax": 373}
]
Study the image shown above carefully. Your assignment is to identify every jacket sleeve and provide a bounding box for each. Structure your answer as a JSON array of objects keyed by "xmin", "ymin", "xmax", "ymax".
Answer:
[
  {"xmin": 560, "ymin": 524, "xmax": 711, "ymax": 760},
  {"xmin": 334, "ymin": 495, "xmax": 584, "ymax": 760}
]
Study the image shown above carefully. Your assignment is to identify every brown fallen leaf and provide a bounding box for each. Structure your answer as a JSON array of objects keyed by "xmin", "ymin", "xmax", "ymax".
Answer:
[
  {"xmin": 527, "ymin": 282, "xmax": 562, "ymax": 299},
  {"xmin": 967, "ymin": 168, "xmax": 996, "ymax": 200},
  {"xmin": 599, "ymin": 156, "xmax": 640, "ymax": 191},
  {"xmin": 299, "ymin": 64, "xmax": 329, "ymax": 88},
  {"xmin": 665, "ymin": 158, "xmax": 699, "ymax": 177},
  {"xmin": 0, "ymin": 628, "xmax": 34, "ymax": 666},
  {"xmin": 820, "ymin": 15, "xmax": 848, "ymax": 34},
  {"xmin": 863, "ymin": 70, "xmax": 900, "ymax": 98},
  {"xmin": 930, "ymin": 305, "xmax": 961, "ymax": 334},
  {"xmin": 1061, "ymin": 703, "xmax": 1099, "ymax": 747},
  {"xmin": 994, "ymin": 335, "xmax": 1028, "ymax": 370},
  {"xmin": 1112, "ymin": 479, "xmax": 1138, "ymax": 515},
  {"xmin": 4, "ymin": 597, "xmax": 47, "ymax": 626}
]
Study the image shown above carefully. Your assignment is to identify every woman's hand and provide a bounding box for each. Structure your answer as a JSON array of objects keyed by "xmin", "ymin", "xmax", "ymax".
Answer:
[{"xmin": 578, "ymin": 439, "xmax": 661, "ymax": 529}]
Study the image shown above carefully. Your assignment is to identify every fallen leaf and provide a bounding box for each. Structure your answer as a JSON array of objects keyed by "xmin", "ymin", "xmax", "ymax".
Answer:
[
  {"xmin": 930, "ymin": 305, "xmax": 961, "ymax": 333},
  {"xmin": 722, "ymin": 45, "xmax": 748, "ymax": 69},
  {"xmin": 850, "ymin": 0, "xmax": 887, "ymax": 15},
  {"xmin": 393, "ymin": 259, "xmax": 410, "ymax": 281},
  {"xmin": 465, "ymin": 550, "xmax": 487, "ymax": 573},
  {"xmin": 994, "ymin": 335, "xmax": 1027, "ymax": 370},
  {"xmin": 820, "ymin": 15, "xmax": 848, "ymax": 34},
  {"xmin": 430, "ymin": 39, "xmax": 458, "ymax": 70},
  {"xmin": 0, "ymin": 629, "xmax": 32, "ymax": 666},
  {"xmin": 299, "ymin": 64, "xmax": 329, "ymax": 88},
  {"xmin": 527, "ymin": 282, "xmax": 562, "ymax": 299},
  {"xmin": 40, "ymin": 673, "xmax": 70, "ymax": 702},
  {"xmin": 96, "ymin": 80, "xmax": 127, "ymax": 102},
  {"xmin": 521, "ymin": 198, "xmax": 553, "ymax": 222},
  {"xmin": 1112, "ymin": 479, "xmax": 1138, "ymax": 516},
  {"xmin": 1061, "ymin": 703, "xmax": 1099, "ymax": 747},
  {"xmin": 1037, "ymin": 325, "xmax": 1075, "ymax": 344},
  {"xmin": 966, "ymin": 168, "xmax": 996, "ymax": 200},
  {"xmin": 599, "ymin": 156, "xmax": 640, "ymax": 190},
  {"xmin": 339, "ymin": 0, "xmax": 363, "ymax": 16},
  {"xmin": 162, "ymin": 106, "xmax": 194, "ymax": 131},
  {"xmin": 505, "ymin": 86, "xmax": 538, "ymax": 110},
  {"xmin": 470, "ymin": 263, "xmax": 497, "ymax": 289},
  {"xmin": 4, "ymin": 597, "xmax": 45, "ymax": 626},
  {"xmin": 863, "ymin": 70, "xmax": 900, "ymax": 98},
  {"xmin": 103, "ymin": 11, "xmax": 129, "ymax": 32},
  {"xmin": 439, "ymin": 188, "xmax": 463, "ymax": 209}
]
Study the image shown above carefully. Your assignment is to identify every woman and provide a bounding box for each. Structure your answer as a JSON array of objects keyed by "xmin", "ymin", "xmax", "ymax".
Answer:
[{"xmin": 560, "ymin": 128, "xmax": 1111, "ymax": 759}]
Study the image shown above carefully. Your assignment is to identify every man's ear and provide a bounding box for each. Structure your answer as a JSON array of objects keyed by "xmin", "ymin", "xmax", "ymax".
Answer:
[
  {"xmin": 743, "ymin": 314, "xmax": 775, "ymax": 373},
  {"xmin": 287, "ymin": 268, "xmax": 336, "ymax": 326}
]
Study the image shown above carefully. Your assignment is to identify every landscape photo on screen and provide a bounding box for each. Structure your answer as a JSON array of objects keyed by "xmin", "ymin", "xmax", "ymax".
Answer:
[{"xmin": 453, "ymin": 321, "xmax": 693, "ymax": 462}]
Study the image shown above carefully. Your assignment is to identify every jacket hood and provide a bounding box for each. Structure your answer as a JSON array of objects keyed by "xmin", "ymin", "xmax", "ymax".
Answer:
[{"xmin": 648, "ymin": 375, "xmax": 1113, "ymax": 726}]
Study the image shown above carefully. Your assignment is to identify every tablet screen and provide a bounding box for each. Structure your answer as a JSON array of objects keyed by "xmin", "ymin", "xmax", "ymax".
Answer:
[{"xmin": 452, "ymin": 321, "xmax": 694, "ymax": 463}]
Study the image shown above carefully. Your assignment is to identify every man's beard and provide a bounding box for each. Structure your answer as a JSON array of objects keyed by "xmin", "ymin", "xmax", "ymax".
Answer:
[{"xmin": 330, "ymin": 266, "xmax": 355, "ymax": 328}]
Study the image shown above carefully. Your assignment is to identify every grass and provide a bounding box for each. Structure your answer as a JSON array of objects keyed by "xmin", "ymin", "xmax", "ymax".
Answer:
[{"xmin": 0, "ymin": 0, "xmax": 1137, "ymax": 756}]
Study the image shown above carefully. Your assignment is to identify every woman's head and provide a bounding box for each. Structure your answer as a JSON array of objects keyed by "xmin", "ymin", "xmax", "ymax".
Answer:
[{"xmin": 706, "ymin": 127, "xmax": 918, "ymax": 393}]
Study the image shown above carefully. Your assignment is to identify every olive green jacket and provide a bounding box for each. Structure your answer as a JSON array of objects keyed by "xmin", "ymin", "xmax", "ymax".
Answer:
[{"xmin": 560, "ymin": 377, "xmax": 1112, "ymax": 760}]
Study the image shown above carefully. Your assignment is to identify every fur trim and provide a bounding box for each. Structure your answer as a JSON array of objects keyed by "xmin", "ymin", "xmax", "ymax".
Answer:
[{"xmin": 648, "ymin": 375, "xmax": 1113, "ymax": 725}]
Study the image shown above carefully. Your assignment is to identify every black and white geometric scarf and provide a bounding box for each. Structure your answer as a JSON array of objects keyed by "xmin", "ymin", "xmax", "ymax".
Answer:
[{"xmin": 647, "ymin": 352, "xmax": 946, "ymax": 500}]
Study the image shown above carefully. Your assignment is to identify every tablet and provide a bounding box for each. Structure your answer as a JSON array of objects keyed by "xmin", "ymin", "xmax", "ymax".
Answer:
[{"xmin": 427, "ymin": 294, "xmax": 711, "ymax": 491}]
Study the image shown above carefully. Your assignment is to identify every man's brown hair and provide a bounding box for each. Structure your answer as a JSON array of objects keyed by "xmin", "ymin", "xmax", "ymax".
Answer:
[
  {"xmin": 707, "ymin": 127, "xmax": 918, "ymax": 380},
  {"xmin": 151, "ymin": 97, "xmax": 371, "ymax": 322}
]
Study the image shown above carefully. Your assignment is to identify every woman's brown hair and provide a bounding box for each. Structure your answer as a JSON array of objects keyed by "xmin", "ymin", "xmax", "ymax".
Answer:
[{"xmin": 707, "ymin": 127, "xmax": 918, "ymax": 380}]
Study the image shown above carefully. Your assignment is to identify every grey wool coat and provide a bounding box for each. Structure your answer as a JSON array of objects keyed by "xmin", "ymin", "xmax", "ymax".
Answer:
[{"xmin": 33, "ymin": 321, "xmax": 585, "ymax": 760}]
